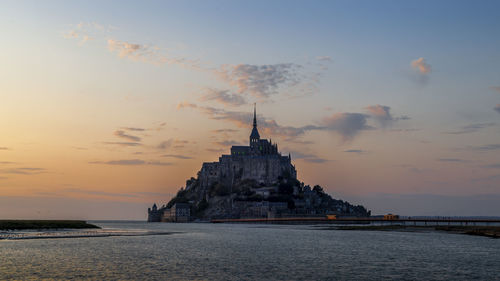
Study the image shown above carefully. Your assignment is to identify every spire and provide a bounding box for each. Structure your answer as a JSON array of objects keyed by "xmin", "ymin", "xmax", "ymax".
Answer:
[
  {"xmin": 249, "ymin": 103, "xmax": 260, "ymax": 144},
  {"xmin": 253, "ymin": 103, "xmax": 257, "ymax": 128}
]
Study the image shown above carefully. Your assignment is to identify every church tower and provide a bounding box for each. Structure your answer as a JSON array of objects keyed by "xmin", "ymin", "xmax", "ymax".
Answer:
[{"xmin": 249, "ymin": 103, "xmax": 260, "ymax": 147}]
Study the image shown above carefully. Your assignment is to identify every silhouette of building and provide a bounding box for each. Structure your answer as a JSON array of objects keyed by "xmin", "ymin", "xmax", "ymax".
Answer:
[
  {"xmin": 197, "ymin": 104, "xmax": 297, "ymax": 190},
  {"xmin": 148, "ymin": 105, "xmax": 298, "ymax": 222}
]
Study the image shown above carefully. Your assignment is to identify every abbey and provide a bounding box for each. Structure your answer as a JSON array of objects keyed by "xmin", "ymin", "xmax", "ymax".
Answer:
[
  {"xmin": 148, "ymin": 105, "xmax": 370, "ymax": 222},
  {"xmin": 197, "ymin": 105, "xmax": 297, "ymax": 190}
]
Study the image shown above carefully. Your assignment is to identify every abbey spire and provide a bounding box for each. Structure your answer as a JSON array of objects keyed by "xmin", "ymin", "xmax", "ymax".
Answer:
[
  {"xmin": 250, "ymin": 103, "xmax": 260, "ymax": 145},
  {"xmin": 253, "ymin": 103, "xmax": 257, "ymax": 128}
]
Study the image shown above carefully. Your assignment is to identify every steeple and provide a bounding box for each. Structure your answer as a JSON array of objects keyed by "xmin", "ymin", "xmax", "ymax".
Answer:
[
  {"xmin": 250, "ymin": 103, "xmax": 260, "ymax": 145},
  {"xmin": 253, "ymin": 103, "xmax": 257, "ymax": 128}
]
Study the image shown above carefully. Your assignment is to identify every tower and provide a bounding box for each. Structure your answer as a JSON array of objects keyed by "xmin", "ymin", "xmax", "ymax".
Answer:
[{"xmin": 249, "ymin": 103, "xmax": 260, "ymax": 147}]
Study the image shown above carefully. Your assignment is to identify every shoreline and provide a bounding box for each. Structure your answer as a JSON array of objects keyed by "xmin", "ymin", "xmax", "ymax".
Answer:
[{"xmin": 0, "ymin": 220, "xmax": 100, "ymax": 230}]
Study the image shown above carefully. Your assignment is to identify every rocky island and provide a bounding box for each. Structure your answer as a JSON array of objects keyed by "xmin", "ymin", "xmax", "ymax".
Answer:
[{"xmin": 148, "ymin": 106, "xmax": 370, "ymax": 222}]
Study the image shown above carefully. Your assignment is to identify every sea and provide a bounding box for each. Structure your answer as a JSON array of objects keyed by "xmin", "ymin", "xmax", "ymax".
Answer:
[{"xmin": 1, "ymin": 221, "xmax": 499, "ymax": 280}]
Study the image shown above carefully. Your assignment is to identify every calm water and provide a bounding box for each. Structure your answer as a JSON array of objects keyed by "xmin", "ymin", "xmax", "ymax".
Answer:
[{"xmin": 1, "ymin": 221, "xmax": 499, "ymax": 280}]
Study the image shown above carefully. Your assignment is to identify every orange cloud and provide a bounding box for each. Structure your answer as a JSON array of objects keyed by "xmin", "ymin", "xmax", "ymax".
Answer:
[{"xmin": 411, "ymin": 57, "xmax": 431, "ymax": 74}]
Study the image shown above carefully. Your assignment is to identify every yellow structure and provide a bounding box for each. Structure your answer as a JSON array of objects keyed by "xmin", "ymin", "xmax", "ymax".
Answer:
[
  {"xmin": 326, "ymin": 214, "xmax": 337, "ymax": 220},
  {"xmin": 383, "ymin": 214, "xmax": 399, "ymax": 220}
]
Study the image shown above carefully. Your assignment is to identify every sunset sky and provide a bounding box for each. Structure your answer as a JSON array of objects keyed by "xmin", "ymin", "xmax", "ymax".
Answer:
[{"xmin": 1, "ymin": 0, "xmax": 499, "ymax": 219}]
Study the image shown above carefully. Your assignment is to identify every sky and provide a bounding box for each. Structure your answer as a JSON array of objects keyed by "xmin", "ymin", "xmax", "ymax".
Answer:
[{"xmin": 1, "ymin": 0, "xmax": 499, "ymax": 219}]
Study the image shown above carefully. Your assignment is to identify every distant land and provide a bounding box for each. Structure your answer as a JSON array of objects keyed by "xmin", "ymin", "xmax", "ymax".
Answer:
[{"xmin": 0, "ymin": 220, "xmax": 99, "ymax": 230}]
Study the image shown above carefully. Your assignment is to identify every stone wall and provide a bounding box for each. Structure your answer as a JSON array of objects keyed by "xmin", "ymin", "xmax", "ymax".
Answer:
[{"xmin": 198, "ymin": 154, "xmax": 296, "ymax": 189}]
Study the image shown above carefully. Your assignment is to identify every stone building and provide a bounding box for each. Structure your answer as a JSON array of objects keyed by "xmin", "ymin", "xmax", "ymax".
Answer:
[
  {"xmin": 196, "ymin": 105, "xmax": 297, "ymax": 190},
  {"xmin": 148, "ymin": 105, "xmax": 302, "ymax": 222},
  {"xmin": 161, "ymin": 203, "xmax": 190, "ymax": 222},
  {"xmin": 147, "ymin": 203, "xmax": 161, "ymax": 222}
]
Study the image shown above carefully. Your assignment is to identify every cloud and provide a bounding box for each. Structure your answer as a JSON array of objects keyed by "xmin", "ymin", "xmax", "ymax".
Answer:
[
  {"xmin": 72, "ymin": 146, "xmax": 88, "ymax": 150},
  {"xmin": 365, "ymin": 105, "xmax": 410, "ymax": 128},
  {"xmin": 445, "ymin": 123, "xmax": 496, "ymax": 135},
  {"xmin": 303, "ymin": 158, "xmax": 329, "ymax": 163},
  {"xmin": 89, "ymin": 159, "xmax": 173, "ymax": 166},
  {"xmin": 174, "ymin": 139, "xmax": 190, "ymax": 144},
  {"xmin": 316, "ymin": 56, "xmax": 332, "ymax": 62},
  {"xmin": 157, "ymin": 139, "xmax": 173, "ymax": 150},
  {"xmin": 482, "ymin": 163, "xmax": 500, "ymax": 169},
  {"xmin": 411, "ymin": 57, "xmax": 431, "ymax": 74},
  {"xmin": 212, "ymin": 129, "xmax": 238, "ymax": 134},
  {"xmin": 181, "ymin": 104, "xmax": 374, "ymax": 141},
  {"xmin": 286, "ymin": 150, "xmax": 328, "ymax": 163},
  {"xmin": 206, "ymin": 148, "xmax": 225, "ymax": 153},
  {"xmin": 394, "ymin": 164, "xmax": 435, "ymax": 174},
  {"xmin": 190, "ymin": 105, "xmax": 319, "ymax": 138},
  {"xmin": 437, "ymin": 158, "xmax": 468, "ymax": 163},
  {"xmin": 169, "ymin": 139, "xmax": 190, "ymax": 149},
  {"xmin": 107, "ymin": 39, "xmax": 201, "ymax": 67},
  {"xmin": 214, "ymin": 140, "xmax": 242, "ymax": 147},
  {"xmin": 286, "ymin": 139, "xmax": 315, "ymax": 145},
  {"xmin": 161, "ymin": 154, "xmax": 193, "ymax": 160},
  {"xmin": 390, "ymin": 128, "xmax": 421, "ymax": 133},
  {"xmin": 148, "ymin": 161, "xmax": 174, "ymax": 166},
  {"xmin": 0, "ymin": 161, "xmax": 15, "ymax": 164},
  {"xmin": 200, "ymin": 88, "xmax": 247, "ymax": 106},
  {"xmin": 176, "ymin": 102, "xmax": 198, "ymax": 110},
  {"xmin": 114, "ymin": 130, "xmax": 141, "ymax": 142},
  {"xmin": 90, "ymin": 159, "xmax": 145, "ymax": 165},
  {"xmin": 67, "ymin": 22, "xmax": 201, "ymax": 68},
  {"xmin": 0, "ymin": 167, "xmax": 46, "ymax": 175},
  {"xmin": 81, "ymin": 35, "xmax": 93, "ymax": 43},
  {"xmin": 64, "ymin": 188, "xmax": 139, "ymax": 198},
  {"xmin": 215, "ymin": 63, "xmax": 301, "ymax": 98},
  {"xmin": 322, "ymin": 113, "xmax": 371, "ymax": 141},
  {"xmin": 365, "ymin": 105, "xmax": 392, "ymax": 127},
  {"xmin": 64, "ymin": 31, "xmax": 93, "ymax": 45},
  {"xmin": 491, "ymin": 87, "xmax": 500, "ymax": 93},
  {"xmin": 103, "ymin": 142, "xmax": 141, "ymax": 147},
  {"xmin": 121, "ymin": 127, "xmax": 145, "ymax": 131},
  {"xmin": 107, "ymin": 39, "xmax": 145, "ymax": 59},
  {"xmin": 64, "ymin": 30, "xmax": 79, "ymax": 39},
  {"xmin": 410, "ymin": 58, "xmax": 431, "ymax": 85},
  {"xmin": 344, "ymin": 149, "xmax": 366, "ymax": 154},
  {"xmin": 0, "ymin": 147, "xmax": 10, "ymax": 150},
  {"xmin": 466, "ymin": 144, "xmax": 500, "ymax": 151},
  {"xmin": 63, "ymin": 22, "xmax": 103, "ymax": 45},
  {"xmin": 494, "ymin": 104, "xmax": 500, "ymax": 114}
]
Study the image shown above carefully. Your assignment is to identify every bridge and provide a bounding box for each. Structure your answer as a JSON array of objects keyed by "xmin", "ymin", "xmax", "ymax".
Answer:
[{"xmin": 210, "ymin": 217, "xmax": 500, "ymax": 226}]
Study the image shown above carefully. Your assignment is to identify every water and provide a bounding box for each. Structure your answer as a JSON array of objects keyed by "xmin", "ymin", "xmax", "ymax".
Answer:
[{"xmin": 1, "ymin": 221, "xmax": 499, "ymax": 280}]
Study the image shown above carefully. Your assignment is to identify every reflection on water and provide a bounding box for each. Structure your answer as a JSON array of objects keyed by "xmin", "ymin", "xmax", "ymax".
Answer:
[{"xmin": 1, "ymin": 221, "xmax": 499, "ymax": 280}]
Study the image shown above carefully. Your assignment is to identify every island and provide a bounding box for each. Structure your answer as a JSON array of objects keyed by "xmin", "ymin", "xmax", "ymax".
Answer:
[{"xmin": 148, "ymin": 105, "xmax": 370, "ymax": 222}]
